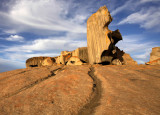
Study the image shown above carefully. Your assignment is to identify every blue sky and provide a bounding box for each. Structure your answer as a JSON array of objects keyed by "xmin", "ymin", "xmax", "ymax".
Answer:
[{"xmin": 0, "ymin": 0, "xmax": 160, "ymax": 72}]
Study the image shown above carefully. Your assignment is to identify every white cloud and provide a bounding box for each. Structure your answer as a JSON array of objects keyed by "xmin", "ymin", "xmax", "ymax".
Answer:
[
  {"xmin": 0, "ymin": 0, "xmax": 89, "ymax": 34},
  {"xmin": 117, "ymin": 34, "xmax": 157, "ymax": 64},
  {"xmin": 1, "ymin": 32, "xmax": 87, "ymax": 63},
  {"xmin": 4, "ymin": 29, "xmax": 17, "ymax": 34},
  {"xmin": 132, "ymin": 48, "xmax": 152, "ymax": 64},
  {"xmin": 136, "ymin": 60, "xmax": 146, "ymax": 64},
  {"xmin": 3, "ymin": 34, "xmax": 157, "ymax": 65},
  {"xmin": 140, "ymin": 0, "xmax": 160, "ymax": 3},
  {"xmin": 111, "ymin": 0, "xmax": 160, "ymax": 16},
  {"xmin": 6, "ymin": 35, "xmax": 24, "ymax": 42},
  {"xmin": 111, "ymin": 0, "xmax": 133, "ymax": 16},
  {"xmin": 118, "ymin": 7, "xmax": 160, "ymax": 31},
  {"xmin": 4, "ymin": 37, "xmax": 87, "ymax": 53},
  {"xmin": 0, "ymin": 0, "xmax": 159, "ymax": 69},
  {"xmin": 0, "ymin": 58, "xmax": 25, "ymax": 72},
  {"xmin": 4, "ymin": 52, "xmax": 60, "ymax": 62}
]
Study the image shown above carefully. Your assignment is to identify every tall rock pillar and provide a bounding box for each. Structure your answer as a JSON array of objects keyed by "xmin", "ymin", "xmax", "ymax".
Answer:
[{"xmin": 87, "ymin": 6, "xmax": 122, "ymax": 64}]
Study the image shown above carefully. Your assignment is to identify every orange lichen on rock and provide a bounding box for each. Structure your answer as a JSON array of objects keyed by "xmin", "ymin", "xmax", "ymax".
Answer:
[{"xmin": 146, "ymin": 58, "xmax": 160, "ymax": 65}]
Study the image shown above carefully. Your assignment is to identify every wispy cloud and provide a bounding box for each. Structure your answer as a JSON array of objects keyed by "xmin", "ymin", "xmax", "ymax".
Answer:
[
  {"xmin": 0, "ymin": 58, "xmax": 25, "ymax": 72},
  {"xmin": 0, "ymin": 0, "xmax": 91, "ymax": 34},
  {"xmin": 117, "ymin": 34, "xmax": 158, "ymax": 64},
  {"xmin": 132, "ymin": 48, "xmax": 153, "ymax": 64},
  {"xmin": 1, "ymin": 33, "xmax": 87, "ymax": 63},
  {"xmin": 111, "ymin": 0, "xmax": 133, "ymax": 16},
  {"xmin": 4, "ymin": 35, "xmax": 87, "ymax": 53},
  {"xmin": 4, "ymin": 52, "xmax": 60, "ymax": 62},
  {"xmin": 118, "ymin": 7, "xmax": 160, "ymax": 31},
  {"xmin": 6, "ymin": 34, "xmax": 24, "ymax": 42},
  {"xmin": 140, "ymin": 0, "xmax": 160, "ymax": 3},
  {"xmin": 111, "ymin": 0, "xmax": 160, "ymax": 16},
  {"xmin": 0, "ymin": 0, "xmax": 159, "ymax": 72}
]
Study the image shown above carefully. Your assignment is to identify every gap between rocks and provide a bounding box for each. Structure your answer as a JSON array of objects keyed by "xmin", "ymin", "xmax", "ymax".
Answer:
[
  {"xmin": 2, "ymin": 67, "xmax": 63, "ymax": 99},
  {"xmin": 78, "ymin": 67, "xmax": 102, "ymax": 115}
]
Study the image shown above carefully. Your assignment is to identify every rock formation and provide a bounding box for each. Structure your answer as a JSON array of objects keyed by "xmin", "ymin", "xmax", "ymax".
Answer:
[
  {"xmin": 56, "ymin": 51, "xmax": 72, "ymax": 64},
  {"xmin": 26, "ymin": 57, "xmax": 55, "ymax": 67},
  {"xmin": 26, "ymin": 6, "xmax": 137, "ymax": 67},
  {"xmin": 122, "ymin": 53, "xmax": 138, "ymax": 65},
  {"xmin": 66, "ymin": 56, "xmax": 83, "ymax": 65},
  {"xmin": 150, "ymin": 47, "xmax": 160, "ymax": 62},
  {"xmin": 87, "ymin": 6, "xmax": 122, "ymax": 64},
  {"xmin": 72, "ymin": 47, "xmax": 89, "ymax": 63},
  {"xmin": 146, "ymin": 47, "xmax": 160, "ymax": 65},
  {"xmin": 42, "ymin": 57, "xmax": 55, "ymax": 66},
  {"xmin": 2, "ymin": 5, "xmax": 160, "ymax": 115},
  {"xmin": 55, "ymin": 47, "xmax": 88, "ymax": 65}
]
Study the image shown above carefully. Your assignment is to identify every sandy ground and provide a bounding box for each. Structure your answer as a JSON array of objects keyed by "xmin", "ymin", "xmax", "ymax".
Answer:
[{"xmin": 0, "ymin": 65, "xmax": 160, "ymax": 115}]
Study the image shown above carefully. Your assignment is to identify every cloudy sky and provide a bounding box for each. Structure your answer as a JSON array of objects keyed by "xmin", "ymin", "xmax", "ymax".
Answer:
[{"xmin": 0, "ymin": 0, "xmax": 160, "ymax": 72}]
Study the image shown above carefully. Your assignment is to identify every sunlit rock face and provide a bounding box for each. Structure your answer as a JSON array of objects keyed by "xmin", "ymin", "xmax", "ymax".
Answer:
[
  {"xmin": 66, "ymin": 56, "xmax": 83, "ymax": 65},
  {"xmin": 146, "ymin": 47, "xmax": 160, "ymax": 65},
  {"xmin": 122, "ymin": 53, "xmax": 137, "ymax": 65},
  {"xmin": 72, "ymin": 47, "xmax": 89, "ymax": 63},
  {"xmin": 87, "ymin": 6, "xmax": 123, "ymax": 64},
  {"xmin": 150, "ymin": 47, "xmax": 160, "ymax": 62},
  {"xmin": 42, "ymin": 57, "xmax": 55, "ymax": 66},
  {"xmin": 26, "ymin": 57, "xmax": 55, "ymax": 67},
  {"xmin": 56, "ymin": 51, "xmax": 72, "ymax": 65}
]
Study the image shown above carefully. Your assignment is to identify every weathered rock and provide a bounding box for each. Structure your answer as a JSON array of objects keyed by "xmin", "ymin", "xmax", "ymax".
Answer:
[
  {"xmin": 146, "ymin": 58, "xmax": 160, "ymax": 65},
  {"xmin": 66, "ymin": 56, "xmax": 83, "ymax": 65},
  {"xmin": 113, "ymin": 47, "xmax": 137, "ymax": 65},
  {"xmin": 0, "ymin": 65, "xmax": 93, "ymax": 115},
  {"xmin": 42, "ymin": 57, "xmax": 54, "ymax": 66},
  {"xmin": 146, "ymin": 47, "xmax": 160, "ymax": 65},
  {"xmin": 56, "ymin": 48, "xmax": 88, "ymax": 65},
  {"xmin": 56, "ymin": 51, "xmax": 72, "ymax": 64},
  {"xmin": 122, "ymin": 53, "xmax": 137, "ymax": 65},
  {"xmin": 26, "ymin": 57, "xmax": 55, "ymax": 67},
  {"xmin": 150, "ymin": 47, "xmax": 160, "ymax": 62},
  {"xmin": 72, "ymin": 47, "xmax": 89, "ymax": 63},
  {"xmin": 112, "ymin": 59, "xmax": 122, "ymax": 65},
  {"xmin": 1, "ymin": 65, "xmax": 160, "ymax": 114},
  {"xmin": 87, "ymin": 6, "xmax": 122, "ymax": 64}
]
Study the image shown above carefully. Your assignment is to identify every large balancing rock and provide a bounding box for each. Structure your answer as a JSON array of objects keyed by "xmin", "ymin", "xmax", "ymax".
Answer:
[{"xmin": 87, "ymin": 6, "xmax": 122, "ymax": 64}]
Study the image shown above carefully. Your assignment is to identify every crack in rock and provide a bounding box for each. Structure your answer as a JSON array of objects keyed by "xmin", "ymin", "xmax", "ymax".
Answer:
[
  {"xmin": 78, "ymin": 67, "xmax": 102, "ymax": 115},
  {"xmin": 2, "ymin": 67, "xmax": 62, "ymax": 99}
]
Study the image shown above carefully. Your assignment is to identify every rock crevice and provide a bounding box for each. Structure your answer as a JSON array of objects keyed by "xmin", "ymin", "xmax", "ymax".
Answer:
[
  {"xmin": 78, "ymin": 67, "xmax": 102, "ymax": 115},
  {"xmin": 2, "ymin": 67, "xmax": 63, "ymax": 99}
]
